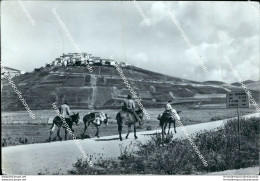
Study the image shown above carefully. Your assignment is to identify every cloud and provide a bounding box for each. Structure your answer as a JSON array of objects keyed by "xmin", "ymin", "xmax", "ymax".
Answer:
[{"xmin": 1, "ymin": 1, "xmax": 259, "ymax": 83}]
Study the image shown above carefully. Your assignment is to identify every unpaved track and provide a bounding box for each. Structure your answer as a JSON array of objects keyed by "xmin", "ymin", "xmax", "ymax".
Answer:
[
  {"xmin": 207, "ymin": 167, "xmax": 259, "ymax": 175},
  {"xmin": 2, "ymin": 113, "xmax": 259, "ymax": 175}
]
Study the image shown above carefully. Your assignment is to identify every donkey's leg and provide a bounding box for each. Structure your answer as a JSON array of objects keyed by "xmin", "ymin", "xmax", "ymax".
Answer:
[
  {"xmin": 134, "ymin": 123, "xmax": 138, "ymax": 139},
  {"xmin": 173, "ymin": 120, "xmax": 177, "ymax": 133},
  {"xmin": 70, "ymin": 126, "xmax": 75, "ymax": 140},
  {"xmin": 57, "ymin": 127, "xmax": 62, "ymax": 141},
  {"xmin": 161, "ymin": 124, "xmax": 165, "ymax": 141},
  {"xmin": 49, "ymin": 124, "xmax": 56, "ymax": 141},
  {"xmin": 168, "ymin": 122, "xmax": 171, "ymax": 134},
  {"xmin": 125, "ymin": 125, "xmax": 131, "ymax": 139},
  {"xmin": 82, "ymin": 122, "xmax": 87, "ymax": 139},
  {"xmin": 95, "ymin": 126, "xmax": 100, "ymax": 138},
  {"xmin": 118, "ymin": 124, "xmax": 123, "ymax": 141},
  {"xmin": 163, "ymin": 123, "xmax": 167, "ymax": 135},
  {"xmin": 65, "ymin": 128, "xmax": 68, "ymax": 140}
]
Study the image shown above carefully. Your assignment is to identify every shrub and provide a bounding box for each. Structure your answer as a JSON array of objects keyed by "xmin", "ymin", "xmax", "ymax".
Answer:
[
  {"xmin": 67, "ymin": 117, "xmax": 259, "ymax": 175},
  {"xmin": 2, "ymin": 134, "xmax": 31, "ymax": 147},
  {"xmin": 146, "ymin": 126, "xmax": 152, "ymax": 130}
]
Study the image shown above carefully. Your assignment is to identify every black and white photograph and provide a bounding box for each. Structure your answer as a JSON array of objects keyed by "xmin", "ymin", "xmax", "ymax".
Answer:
[{"xmin": 1, "ymin": 0, "xmax": 259, "ymax": 178}]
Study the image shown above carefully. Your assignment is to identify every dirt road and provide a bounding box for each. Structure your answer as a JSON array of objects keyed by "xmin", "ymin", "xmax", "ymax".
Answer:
[{"xmin": 2, "ymin": 113, "xmax": 259, "ymax": 175}]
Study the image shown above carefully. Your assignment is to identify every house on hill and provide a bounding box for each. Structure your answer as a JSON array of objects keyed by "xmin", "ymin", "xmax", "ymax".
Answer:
[
  {"xmin": 50, "ymin": 53, "xmax": 130, "ymax": 68},
  {"xmin": 101, "ymin": 59, "xmax": 116, "ymax": 66}
]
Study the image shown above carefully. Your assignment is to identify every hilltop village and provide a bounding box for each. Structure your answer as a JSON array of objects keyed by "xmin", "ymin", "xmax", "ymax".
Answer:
[{"xmin": 46, "ymin": 53, "xmax": 131, "ymax": 68}]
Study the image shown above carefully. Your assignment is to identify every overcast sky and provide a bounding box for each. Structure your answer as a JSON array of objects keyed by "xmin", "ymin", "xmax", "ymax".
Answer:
[{"xmin": 1, "ymin": 1, "xmax": 259, "ymax": 83}]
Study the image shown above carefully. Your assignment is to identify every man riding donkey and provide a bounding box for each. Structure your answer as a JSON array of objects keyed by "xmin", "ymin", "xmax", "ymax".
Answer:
[
  {"xmin": 49, "ymin": 101, "xmax": 80, "ymax": 141},
  {"xmin": 165, "ymin": 100, "xmax": 180, "ymax": 123},
  {"xmin": 158, "ymin": 100, "xmax": 181, "ymax": 138},
  {"xmin": 122, "ymin": 95, "xmax": 143, "ymax": 125},
  {"xmin": 115, "ymin": 95, "xmax": 144, "ymax": 141},
  {"xmin": 60, "ymin": 101, "xmax": 72, "ymax": 121}
]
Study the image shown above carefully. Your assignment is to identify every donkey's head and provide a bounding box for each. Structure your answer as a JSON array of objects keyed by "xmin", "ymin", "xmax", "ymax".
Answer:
[
  {"xmin": 72, "ymin": 112, "xmax": 80, "ymax": 125},
  {"xmin": 157, "ymin": 113, "xmax": 162, "ymax": 121},
  {"xmin": 136, "ymin": 108, "xmax": 144, "ymax": 120}
]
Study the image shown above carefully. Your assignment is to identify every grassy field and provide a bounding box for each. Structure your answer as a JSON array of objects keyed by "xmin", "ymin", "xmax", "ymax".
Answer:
[{"xmin": 2, "ymin": 107, "xmax": 257, "ymax": 147}]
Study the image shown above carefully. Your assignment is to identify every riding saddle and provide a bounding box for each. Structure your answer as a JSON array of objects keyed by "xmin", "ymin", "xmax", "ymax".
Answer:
[
  {"xmin": 158, "ymin": 111, "xmax": 174, "ymax": 120},
  {"xmin": 88, "ymin": 112, "xmax": 105, "ymax": 125},
  {"xmin": 124, "ymin": 111, "xmax": 138, "ymax": 125}
]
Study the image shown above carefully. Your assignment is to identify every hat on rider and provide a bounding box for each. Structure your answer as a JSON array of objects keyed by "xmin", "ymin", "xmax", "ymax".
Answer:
[{"xmin": 127, "ymin": 95, "xmax": 132, "ymax": 99}]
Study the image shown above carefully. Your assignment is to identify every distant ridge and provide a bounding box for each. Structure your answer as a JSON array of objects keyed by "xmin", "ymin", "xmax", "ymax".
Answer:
[
  {"xmin": 231, "ymin": 80, "xmax": 260, "ymax": 91},
  {"xmin": 203, "ymin": 81, "xmax": 226, "ymax": 85},
  {"xmin": 231, "ymin": 80, "xmax": 256, "ymax": 86}
]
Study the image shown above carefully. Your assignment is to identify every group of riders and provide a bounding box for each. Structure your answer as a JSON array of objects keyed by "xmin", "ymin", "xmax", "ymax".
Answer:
[
  {"xmin": 59, "ymin": 94, "xmax": 180, "ymax": 126},
  {"xmin": 49, "ymin": 94, "xmax": 180, "ymax": 141}
]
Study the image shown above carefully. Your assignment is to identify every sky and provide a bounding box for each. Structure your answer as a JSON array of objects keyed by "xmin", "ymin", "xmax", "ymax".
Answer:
[{"xmin": 1, "ymin": 1, "xmax": 259, "ymax": 83}]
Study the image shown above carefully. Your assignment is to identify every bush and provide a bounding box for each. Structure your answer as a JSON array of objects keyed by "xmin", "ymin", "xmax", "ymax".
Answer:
[
  {"xmin": 2, "ymin": 134, "xmax": 31, "ymax": 147},
  {"xmin": 67, "ymin": 117, "xmax": 259, "ymax": 175},
  {"xmin": 210, "ymin": 116, "xmax": 223, "ymax": 121},
  {"xmin": 146, "ymin": 126, "xmax": 152, "ymax": 130}
]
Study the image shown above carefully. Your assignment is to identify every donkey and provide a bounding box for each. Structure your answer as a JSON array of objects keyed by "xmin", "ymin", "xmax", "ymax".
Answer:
[
  {"xmin": 49, "ymin": 112, "xmax": 80, "ymax": 141},
  {"xmin": 81, "ymin": 112, "xmax": 109, "ymax": 138},
  {"xmin": 116, "ymin": 109, "xmax": 144, "ymax": 141},
  {"xmin": 157, "ymin": 110, "xmax": 181, "ymax": 140}
]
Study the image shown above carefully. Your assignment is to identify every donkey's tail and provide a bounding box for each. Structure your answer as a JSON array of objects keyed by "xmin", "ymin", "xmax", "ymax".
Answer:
[
  {"xmin": 50, "ymin": 117, "xmax": 57, "ymax": 129},
  {"xmin": 50, "ymin": 122, "xmax": 55, "ymax": 129}
]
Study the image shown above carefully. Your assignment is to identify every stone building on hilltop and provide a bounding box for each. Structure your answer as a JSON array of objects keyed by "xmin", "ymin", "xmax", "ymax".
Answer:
[{"xmin": 49, "ymin": 53, "xmax": 128, "ymax": 68}]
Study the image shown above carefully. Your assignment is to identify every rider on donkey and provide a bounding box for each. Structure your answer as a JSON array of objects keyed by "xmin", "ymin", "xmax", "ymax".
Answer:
[
  {"xmin": 123, "ymin": 95, "xmax": 142, "ymax": 124},
  {"xmin": 165, "ymin": 100, "xmax": 180, "ymax": 121},
  {"xmin": 60, "ymin": 101, "xmax": 72, "ymax": 122}
]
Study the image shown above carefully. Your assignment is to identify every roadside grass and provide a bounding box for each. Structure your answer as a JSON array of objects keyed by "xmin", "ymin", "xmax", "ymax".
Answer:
[
  {"xmin": 1, "ymin": 108, "xmax": 257, "ymax": 147},
  {"xmin": 67, "ymin": 117, "xmax": 259, "ymax": 175},
  {"xmin": 1, "ymin": 122, "xmax": 124, "ymax": 147},
  {"xmin": 2, "ymin": 133, "xmax": 31, "ymax": 147},
  {"xmin": 1, "ymin": 120, "xmax": 160, "ymax": 147}
]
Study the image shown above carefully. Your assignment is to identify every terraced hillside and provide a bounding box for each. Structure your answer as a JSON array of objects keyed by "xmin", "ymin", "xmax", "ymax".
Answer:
[{"xmin": 1, "ymin": 65, "xmax": 259, "ymax": 111}]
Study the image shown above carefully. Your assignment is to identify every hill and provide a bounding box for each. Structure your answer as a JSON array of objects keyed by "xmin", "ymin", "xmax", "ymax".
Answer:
[
  {"xmin": 231, "ymin": 80, "xmax": 260, "ymax": 91},
  {"xmin": 231, "ymin": 80, "xmax": 255, "ymax": 86},
  {"xmin": 1, "ymin": 64, "xmax": 259, "ymax": 111}
]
